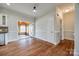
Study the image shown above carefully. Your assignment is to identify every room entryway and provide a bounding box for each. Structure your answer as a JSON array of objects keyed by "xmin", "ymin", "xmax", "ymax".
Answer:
[
  {"xmin": 18, "ymin": 21, "xmax": 31, "ymax": 39},
  {"xmin": 56, "ymin": 4, "xmax": 75, "ymax": 41}
]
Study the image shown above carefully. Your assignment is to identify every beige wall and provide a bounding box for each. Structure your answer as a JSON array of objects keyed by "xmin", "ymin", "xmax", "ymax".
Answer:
[{"xmin": 63, "ymin": 11, "xmax": 74, "ymax": 40}]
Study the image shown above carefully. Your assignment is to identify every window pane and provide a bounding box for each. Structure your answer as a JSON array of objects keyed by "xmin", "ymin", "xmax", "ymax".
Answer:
[
  {"xmin": 20, "ymin": 25, "xmax": 25, "ymax": 32},
  {"xmin": 2, "ymin": 16, "xmax": 6, "ymax": 25}
]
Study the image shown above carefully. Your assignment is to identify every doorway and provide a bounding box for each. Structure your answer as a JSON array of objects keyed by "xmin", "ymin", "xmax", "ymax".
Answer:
[
  {"xmin": 56, "ymin": 3, "xmax": 75, "ymax": 55},
  {"xmin": 56, "ymin": 3, "xmax": 75, "ymax": 40},
  {"xmin": 18, "ymin": 21, "xmax": 31, "ymax": 39}
]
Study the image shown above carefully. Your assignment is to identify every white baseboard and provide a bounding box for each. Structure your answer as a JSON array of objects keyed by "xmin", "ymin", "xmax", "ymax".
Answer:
[
  {"xmin": 7, "ymin": 39, "xmax": 19, "ymax": 43},
  {"xmin": 64, "ymin": 37, "xmax": 74, "ymax": 40},
  {"xmin": 34, "ymin": 36, "xmax": 60, "ymax": 45},
  {"xmin": 54, "ymin": 40, "xmax": 60, "ymax": 45}
]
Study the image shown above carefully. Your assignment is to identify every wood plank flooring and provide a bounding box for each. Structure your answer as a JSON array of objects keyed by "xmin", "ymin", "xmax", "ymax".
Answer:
[{"xmin": 0, "ymin": 37, "xmax": 74, "ymax": 56}]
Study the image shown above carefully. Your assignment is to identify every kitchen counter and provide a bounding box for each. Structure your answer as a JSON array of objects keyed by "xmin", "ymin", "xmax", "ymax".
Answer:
[
  {"xmin": 0, "ymin": 26, "xmax": 8, "ymax": 33},
  {"xmin": 0, "ymin": 26, "xmax": 8, "ymax": 45}
]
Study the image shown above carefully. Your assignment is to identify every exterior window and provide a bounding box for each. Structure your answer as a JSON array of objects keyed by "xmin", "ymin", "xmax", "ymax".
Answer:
[
  {"xmin": 20, "ymin": 25, "xmax": 26, "ymax": 32},
  {"xmin": 2, "ymin": 16, "xmax": 6, "ymax": 25}
]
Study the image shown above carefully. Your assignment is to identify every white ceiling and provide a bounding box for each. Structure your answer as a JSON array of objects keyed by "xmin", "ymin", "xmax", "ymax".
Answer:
[
  {"xmin": 57, "ymin": 3, "xmax": 74, "ymax": 14},
  {"xmin": 0, "ymin": 3, "xmax": 59, "ymax": 18}
]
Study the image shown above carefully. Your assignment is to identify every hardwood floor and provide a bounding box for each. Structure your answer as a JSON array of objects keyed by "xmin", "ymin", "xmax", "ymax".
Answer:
[{"xmin": 0, "ymin": 37, "xmax": 74, "ymax": 56}]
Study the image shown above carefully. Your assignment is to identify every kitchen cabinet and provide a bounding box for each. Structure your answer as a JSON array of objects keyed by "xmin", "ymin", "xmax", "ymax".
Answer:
[
  {"xmin": 0, "ymin": 13, "xmax": 8, "ymax": 45},
  {"xmin": 0, "ymin": 14, "xmax": 7, "ymax": 26},
  {"xmin": 0, "ymin": 34, "xmax": 5, "ymax": 45}
]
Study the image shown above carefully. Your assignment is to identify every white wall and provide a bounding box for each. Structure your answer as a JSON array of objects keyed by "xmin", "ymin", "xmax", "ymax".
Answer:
[
  {"xmin": 0, "ymin": 7, "xmax": 34, "ymax": 43},
  {"xmin": 7, "ymin": 15, "xmax": 18, "ymax": 42},
  {"xmin": 63, "ymin": 11, "xmax": 74, "ymax": 40},
  {"xmin": 55, "ymin": 8, "xmax": 63, "ymax": 41},
  {"xmin": 74, "ymin": 4, "xmax": 79, "ymax": 56},
  {"xmin": 35, "ymin": 10, "xmax": 60, "ymax": 45}
]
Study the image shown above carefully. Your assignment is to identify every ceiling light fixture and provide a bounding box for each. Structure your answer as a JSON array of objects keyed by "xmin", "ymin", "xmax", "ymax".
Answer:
[
  {"xmin": 6, "ymin": 3, "xmax": 10, "ymax": 6},
  {"xmin": 65, "ymin": 9, "xmax": 70, "ymax": 13},
  {"xmin": 33, "ymin": 6, "xmax": 36, "ymax": 13}
]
